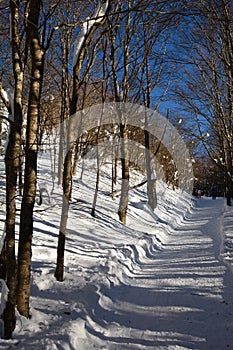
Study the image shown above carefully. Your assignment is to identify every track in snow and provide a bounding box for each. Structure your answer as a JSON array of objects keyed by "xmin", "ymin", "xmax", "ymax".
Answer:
[{"xmin": 80, "ymin": 198, "xmax": 233, "ymax": 350}]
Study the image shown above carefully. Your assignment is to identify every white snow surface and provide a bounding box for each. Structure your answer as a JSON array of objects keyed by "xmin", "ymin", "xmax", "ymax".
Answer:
[{"xmin": 0, "ymin": 153, "xmax": 233, "ymax": 349}]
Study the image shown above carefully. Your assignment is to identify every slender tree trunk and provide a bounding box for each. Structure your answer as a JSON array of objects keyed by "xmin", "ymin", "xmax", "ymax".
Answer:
[
  {"xmin": 144, "ymin": 111, "xmax": 157, "ymax": 209},
  {"xmin": 17, "ymin": 0, "xmax": 44, "ymax": 317},
  {"xmin": 145, "ymin": 128, "xmax": 157, "ymax": 210},
  {"xmin": 72, "ymin": 141, "xmax": 80, "ymax": 176},
  {"xmin": 18, "ymin": 160, "xmax": 23, "ymax": 196},
  {"xmin": 118, "ymin": 122, "xmax": 129, "ymax": 224},
  {"xmin": 111, "ymin": 156, "xmax": 117, "ymax": 200},
  {"xmin": 72, "ymin": 88, "xmax": 87, "ymax": 177},
  {"xmin": 2, "ymin": 0, "xmax": 24, "ymax": 338},
  {"xmin": 4, "ymin": 133, "xmax": 19, "ymax": 338},
  {"xmin": 0, "ymin": 89, "xmax": 18, "ymax": 339},
  {"xmin": 80, "ymin": 154, "xmax": 85, "ymax": 180},
  {"xmin": 91, "ymin": 143, "xmax": 100, "ymax": 217},
  {"xmin": 225, "ymin": 173, "xmax": 232, "ymax": 206},
  {"xmin": 109, "ymin": 4, "xmax": 131, "ymax": 223},
  {"xmin": 55, "ymin": 0, "xmax": 110, "ymax": 280},
  {"xmin": 91, "ymin": 101, "xmax": 105, "ymax": 217},
  {"xmin": 55, "ymin": 147, "xmax": 73, "ymax": 281},
  {"xmin": 58, "ymin": 121, "xmax": 65, "ymax": 185},
  {"xmin": 143, "ymin": 30, "xmax": 157, "ymax": 210},
  {"xmin": 58, "ymin": 30, "xmax": 70, "ymax": 185}
]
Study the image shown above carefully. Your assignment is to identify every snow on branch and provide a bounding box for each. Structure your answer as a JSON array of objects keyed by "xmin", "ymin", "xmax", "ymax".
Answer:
[
  {"xmin": 73, "ymin": 0, "xmax": 109, "ymax": 68},
  {"xmin": 0, "ymin": 83, "xmax": 13, "ymax": 122},
  {"xmin": 0, "ymin": 83, "xmax": 10, "ymax": 112}
]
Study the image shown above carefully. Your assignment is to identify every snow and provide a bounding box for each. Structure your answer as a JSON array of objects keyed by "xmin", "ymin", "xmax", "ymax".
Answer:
[
  {"xmin": 0, "ymin": 152, "xmax": 233, "ymax": 349},
  {"xmin": 0, "ymin": 88, "xmax": 11, "ymax": 119},
  {"xmin": 0, "ymin": 280, "xmax": 8, "ymax": 319},
  {"xmin": 73, "ymin": 1, "xmax": 109, "ymax": 68}
]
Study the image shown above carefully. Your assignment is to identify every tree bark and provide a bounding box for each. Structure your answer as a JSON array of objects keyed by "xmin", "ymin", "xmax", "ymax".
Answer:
[
  {"xmin": 145, "ymin": 128, "xmax": 157, "ymax": 210},
  {"xmin": 118, "ymin": 122, "xmax": 130, "ymax": 224},
  {"xmin": 108, "ymin": 3, "xmax": 131, "ymax": 223},
  {"xmin": 17, "ymin": 0, "xmax": 44, "ymax": 318},
  {"xmin": 55, "ymin": 0, "xmax": 110, "ymax": 281},
  {"xmin": 91, "ymin": 143, "xmax": 100, "ymax": 217},
  {"xmin": 54, "ymin": 147, "xmax": 73, "ymax": 281},
  {"xmin": 2, "ymin": 0, "xmax": 24, "ymax": 338}
]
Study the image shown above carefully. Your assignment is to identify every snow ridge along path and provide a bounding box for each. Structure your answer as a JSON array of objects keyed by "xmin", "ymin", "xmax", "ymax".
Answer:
[
  {"xmin": 77, "ymin": 197, "xmax": 233, "ymax": 350},
  {"xmin": 1, "ymin": 180, "xmax": 233, "ymax": 349}
]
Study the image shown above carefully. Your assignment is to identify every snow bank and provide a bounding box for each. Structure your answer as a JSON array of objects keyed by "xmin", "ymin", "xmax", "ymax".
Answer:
[
  {"xmin": 221, "ymin": 204, "xmax": 233, "ymax": 271},
  {"xmin": 0, "ymin": 152, "xmax": 233, "ymax": 349}
]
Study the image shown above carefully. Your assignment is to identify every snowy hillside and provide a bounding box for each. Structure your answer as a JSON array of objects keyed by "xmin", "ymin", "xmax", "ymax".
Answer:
[{"xmin": 0, "ymin": 151, "xmax": 233, "ymax": 349}]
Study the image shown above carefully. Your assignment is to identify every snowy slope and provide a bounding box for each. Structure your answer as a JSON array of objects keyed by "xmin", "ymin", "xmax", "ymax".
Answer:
[{"xmin": 0, "ymin": 153, "xmax": 233, "ymax": 349}]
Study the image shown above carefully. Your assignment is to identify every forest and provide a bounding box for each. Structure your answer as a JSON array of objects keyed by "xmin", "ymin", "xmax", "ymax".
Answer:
[{"xmin": 0, "ymin": 0, "xmax": 232, "ymax": 340}]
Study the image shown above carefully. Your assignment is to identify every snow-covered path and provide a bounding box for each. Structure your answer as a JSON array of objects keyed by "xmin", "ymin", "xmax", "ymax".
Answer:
[
  {"xmin": 80, "ymin": 197, "xmax": 233, "ymax": 350},
  {"xmin": 2, "ymin": 194, "xmax": 233, "ymax": 350}
]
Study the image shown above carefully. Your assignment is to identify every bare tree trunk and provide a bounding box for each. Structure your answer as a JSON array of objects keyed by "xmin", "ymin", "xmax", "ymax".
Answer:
[
  {"xmin": 18, "ymin": 161, "xmax": 23, "ymax": 196},
  {"xmin": 80, "ymin": 154, "xmax": 85, "ymax": 180},
  {"xmin": 111, "ymin": 155, "xmax": 117, "ymax": 200},
  {"xmin": 108, "ymin": 3, "xmax": 131, "ymax": 223},
  {"xmin": 176, "ymin": 0, "xmax": 233, "ymax": 199},
  {"xmin": 17, "ymin": 0, "xmax": 44, "ymax": 318},
  {"xmin": 144, "ymin": 105, "xmax": 157, "ymax": 210},
  {"xmin": 145, "ymin": 129, "xmax": 157, "ymax": 209},
  {"xmin": 226, "ymin": 173, "xmax": 233, "ymax": 206},
  {"xmin": 55, "ymin": 0, "xmax": 110, "ymax": 281},
  {"xmin": 118, "ymin": 122, "xmax": 129, "ymax": 224},
  {"xmin": 2, "ymin": 0, "xmax": 24, "ymax": 338},
  {"xmin": 91, "ymin": 139, "xmax": 100, "ymax": 217},
  {"xmin": 54, "ymin": 147, "xmax": 73, "ymax": 281},
  {"xmin": 4, "ymin": 139, "xmax": 19, "ymax": 337},
  {"xmin": 58, "ymin": 26, "xmax": 71, "ymax": 185},
  {"xmin": 144, "ymin": 87, "xmax": 157, "ymax": 209},
  {"xmin": 141, "ymin": 19, "xmax": 160, "ymax": 211},
  {"xmin": 91, "ymin": 158, "xmax": 100, "ymax": 217},
  {"xmin": 92, "ymin": 78, "xmax": 106, "ymax": 217},
  {"xmin": 72, "ymin": 141, "xmax": 80, "ymax": 176},
  {"xmin": 58, "ymin": 121, "xmax": 67, "ymax": 185}
]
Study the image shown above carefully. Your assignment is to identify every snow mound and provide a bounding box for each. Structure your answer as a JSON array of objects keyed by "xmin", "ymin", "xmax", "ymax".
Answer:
[{"xmin": 1, "ymin": 156, "xmax": 233, "ymax": 349}]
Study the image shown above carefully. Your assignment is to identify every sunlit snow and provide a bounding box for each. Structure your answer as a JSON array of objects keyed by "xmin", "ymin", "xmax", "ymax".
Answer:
[{"xmin": 0, "ymin": 150, "xmax": 233, "ymax": 349}]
